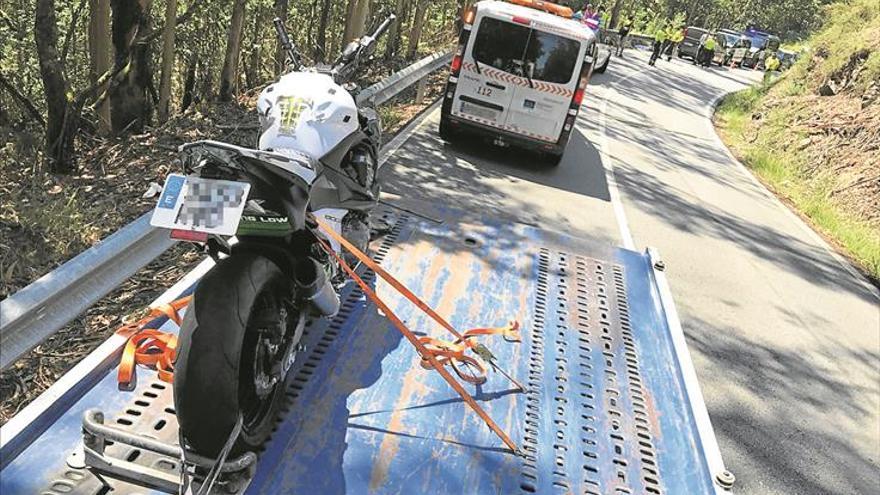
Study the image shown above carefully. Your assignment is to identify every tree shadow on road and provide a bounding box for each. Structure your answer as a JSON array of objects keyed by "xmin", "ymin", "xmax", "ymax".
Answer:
[
  {"xmin": 615, "ymin": 163, "xmax": 877, "ymax": 303},
  {"xmin": 381, "ymin": 117, "xmax": 617, "ymax": 248},
  {"xmin": 685, "ymin": 319, "xmax": 880, "ymax": 495}
]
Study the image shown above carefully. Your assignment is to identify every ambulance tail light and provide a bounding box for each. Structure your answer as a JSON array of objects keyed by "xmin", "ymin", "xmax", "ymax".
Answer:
[
  {"xmin": 451, "ymin": 53, "xmax": 462, "ymax": 75},
  {"xmin": 572, "ymin": 75, "xmax": 589, "ymax": 106}
]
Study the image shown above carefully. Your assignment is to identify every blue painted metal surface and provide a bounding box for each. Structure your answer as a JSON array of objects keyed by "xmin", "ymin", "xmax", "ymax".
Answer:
[
  {"xmin": 0, "ymin": 211, "xmax": 721, "ymax": 495},
  {"xmin": 247, "ymin": 215, "xmax": 720, "ymax": 494}
]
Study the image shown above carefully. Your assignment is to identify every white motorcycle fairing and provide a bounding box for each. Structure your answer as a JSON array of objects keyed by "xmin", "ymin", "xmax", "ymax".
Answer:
[{"xmin": 257, "ymin": 72, "xmax": 360, "ymax": 160}]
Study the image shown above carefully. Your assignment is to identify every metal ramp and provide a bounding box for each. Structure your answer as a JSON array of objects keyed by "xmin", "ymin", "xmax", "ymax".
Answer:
[{"xmin": 0, "ymin": 205, "xmax": 728, "ymax": 494}]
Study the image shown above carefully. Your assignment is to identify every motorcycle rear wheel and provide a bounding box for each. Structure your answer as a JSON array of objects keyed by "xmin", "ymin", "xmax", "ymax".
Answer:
[{"xmin": 174, "ymin": 253, "xmax": 298, "ymax": 457}]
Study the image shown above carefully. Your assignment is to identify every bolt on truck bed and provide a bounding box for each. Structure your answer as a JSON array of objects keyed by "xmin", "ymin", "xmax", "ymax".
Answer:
[{"xmin": 0, "ymin": 203, "xmax": 730, "ymax": 494}]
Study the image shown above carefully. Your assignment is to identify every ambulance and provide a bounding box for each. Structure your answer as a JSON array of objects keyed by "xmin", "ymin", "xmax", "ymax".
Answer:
[{"xmin": 440, "ymin": 0, "xmax": 599, "ymax": 165}]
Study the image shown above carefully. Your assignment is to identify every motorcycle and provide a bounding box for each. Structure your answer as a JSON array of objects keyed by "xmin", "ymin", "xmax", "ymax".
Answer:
[{"xmin": 149, "ymin": 14, "xmax": 396, "ymax": 458}]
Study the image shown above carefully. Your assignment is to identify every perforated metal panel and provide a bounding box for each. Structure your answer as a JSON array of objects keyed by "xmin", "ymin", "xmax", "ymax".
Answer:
[{"xmin": 516, "ymin": 249, "xmax": 664, "ymax": 495}]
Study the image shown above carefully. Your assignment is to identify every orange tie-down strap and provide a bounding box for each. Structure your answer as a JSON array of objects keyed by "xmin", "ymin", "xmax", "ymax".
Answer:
[
  {"xmin": 312, "ymin": 215, "xmax": 523, "ymax": 454},
  {"xmin": 117, "ymin": 296, "xmax": 191, "ymax": 392},
  {"xmin": 417, "ymin": 323, "xmax": 520, "ymax": 385}
]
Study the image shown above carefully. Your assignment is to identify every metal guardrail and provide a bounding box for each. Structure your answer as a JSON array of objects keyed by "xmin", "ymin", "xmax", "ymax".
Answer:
[
  {"xmin": 357, "ymin": 51, "xmax": 452, "ymax": 106},
  {"xmin": 0, "ymin": 49, "xmax": 453, "ymax": 372},
  {"xmin": 0, "ymin": 216, "xmax": 174, "ymax": 370}
]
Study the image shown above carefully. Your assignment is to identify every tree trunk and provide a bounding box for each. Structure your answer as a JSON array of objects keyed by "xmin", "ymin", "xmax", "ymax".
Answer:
[
  {"xmin": 407, "ymin": 0, "xmax": 428, "ymax": 59},
  {"xmin": 352, "ymin": 0, "xmax": 370, "ymax": 40},
  {"xmin": 608, "ymin": 0, "xmax": 623, "ymax": 29},
  {"xmin": 88, "ymin": 0, "xmax": 111, "ymax": 133},
  {"xmin": 35, "ymin": 0, "xmax": 77, "ymax": 172},
  {"xmin": 315, "ymin": 0, "xmax": 331, "ymax": 61},
  {"xmin": 383, "ymin": 0, "xmax": 407, "ymax": 60},
  {"xmin": 273, "ymin": 0, "xmax": 288, "ymax": 76},
  {"xmin": 245, "ymin": 7, "xmax": 260, "ymax": 89},
  {"xmin": 219, "ymin": 0, "xmax": 247, "ymax": 101},
  {"xmin": 109, "ymin": 0, "xmax": 153, "ymax": 134},
  {"xmin": 306, "ymin": 0, "xmax": 317, "ymax": 58},
  {"xmin": 342, "ymin": 0, "xmax": 358, "ymax": 44},
  {"xmin": 181, "ymin": 56, "xmax": 196, "ymax": 112},
  {"xmin": 343, "ymin": 0, "xmax": 370, "ymax": 44},
  {"xmin": 157, "ymin": 0, "xmax": 177, "ymax": 122}
]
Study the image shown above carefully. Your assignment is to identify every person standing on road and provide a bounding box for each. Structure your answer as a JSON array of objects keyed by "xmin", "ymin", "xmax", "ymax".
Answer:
[
  {"xmin": 665, "ymin": 26, "xmax": 684, "ymax": 61},
  {"xmin": 694, "ymin": 32, "xmax": 708, "ymax": 65},
  {"xmin": 649, "ymin": 25, "xmax": 668, "ymax": 66},
  {"xmin": 582, "ymin": 3, "xmax": 596, "ymax": 19},
  {"xmin": 616, "ymin": 15, "xmax": 634, "ymax": 57},
  {"xmin": 702, "ymin": 35, "xmax": 717, "ymax": 67}
]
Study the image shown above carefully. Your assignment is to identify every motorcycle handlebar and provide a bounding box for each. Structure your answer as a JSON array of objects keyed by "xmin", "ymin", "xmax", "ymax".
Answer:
[
  {"xmin": 273, "ymin": 18, "xmax": 292, "ymax": 50},
  {"xmin": 273, "ymin": 17, "xmax": 302, "ymax": 70},
  {"xmin": 371, "ymin": 14, "xmax": 396, "ymax": 41},
  {"xmin": 331, "ymin": 14, "xmax": 396, "ymax": 83}
]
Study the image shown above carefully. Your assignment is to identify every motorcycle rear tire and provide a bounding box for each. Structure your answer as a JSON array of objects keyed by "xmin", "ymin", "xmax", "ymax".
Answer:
[{"xmin": 174, "ymin": 253, "xmax": 291, "ymax": 457}]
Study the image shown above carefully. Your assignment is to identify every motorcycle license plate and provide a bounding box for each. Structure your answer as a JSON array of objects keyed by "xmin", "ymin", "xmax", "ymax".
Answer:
[{"xmin": 150, "ymin": 174, "xmax": 250, "ymax": 237}]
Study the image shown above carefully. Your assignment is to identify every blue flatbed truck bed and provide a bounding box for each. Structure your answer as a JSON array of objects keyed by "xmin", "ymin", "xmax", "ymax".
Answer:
[{"xmin": 0, "ymin": 203, "xmax": 731, "ymax": 494}]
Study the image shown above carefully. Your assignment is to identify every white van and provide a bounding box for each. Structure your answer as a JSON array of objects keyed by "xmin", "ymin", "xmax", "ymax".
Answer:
[{"xmin": 439, "ymin": 0, "xmax": 598, "ymax": 165}]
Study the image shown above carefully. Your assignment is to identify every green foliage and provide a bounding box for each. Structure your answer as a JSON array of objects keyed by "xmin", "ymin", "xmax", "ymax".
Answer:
[
  {"xmin": 718, "ymin": 96, "xmax": 880, "ymax": 278},
  {"xmin": 609, "ymin": 0, "xmax": 832, "ymax": 39},
  {"xmin": 0, "ymin": 0, "xmax": 459, "ymax": 130}
]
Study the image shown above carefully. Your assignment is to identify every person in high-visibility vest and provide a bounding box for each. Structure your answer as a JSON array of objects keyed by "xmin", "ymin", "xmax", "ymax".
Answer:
[
  {"xmin": 664, "ymin": 26, "xmax": 684, "ymax": 61},
  {"xmin": 649, "ymin": 26, "xmax": 669, "ymax": 66},
  {"xmin": 702, "ymin": 35, "xmax": 718, "ymax": 67},
  {"xmin": 765, "ymin": 53, "xmax": 781, "ymax": 72}
]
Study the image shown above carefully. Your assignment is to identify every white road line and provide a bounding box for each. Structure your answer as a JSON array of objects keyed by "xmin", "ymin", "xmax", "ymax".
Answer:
[
  {"xmin": 596, "ymin": 60, "xmax": 648, "ymax": 251},
  {"xmin": 707, "ymin": 94, "xmax": 880, "ymax": 301}
]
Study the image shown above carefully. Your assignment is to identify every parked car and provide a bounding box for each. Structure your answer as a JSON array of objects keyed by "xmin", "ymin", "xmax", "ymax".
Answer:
[
  {"xmin": 440, "ymin": 0, "xmax": 599, "ymax": 165},
  {"xmin": 713, "ymin": 29, "xmax": 751, "ymax": 66},
  {"xmin": 571, "ymin": 10, "xmax": 612, "ymax": 73},
  {"xmin": 590, "ymin": 27, "xmax": 614, "ymax": 74},
  {"xmin": 740, "ymin": 28, "xmax": 780, "ymax": 68},
  {"xmin": 677, "ymin": 26, "xmax": 710, "ymax": 60}
]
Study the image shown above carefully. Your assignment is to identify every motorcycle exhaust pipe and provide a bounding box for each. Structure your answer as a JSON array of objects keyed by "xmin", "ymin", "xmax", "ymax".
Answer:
[{"xmin": 295, "ymin": 258, "xmax": 340, "ymax": 317}]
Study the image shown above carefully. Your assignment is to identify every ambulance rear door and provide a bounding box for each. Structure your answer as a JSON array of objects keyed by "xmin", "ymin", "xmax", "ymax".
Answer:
[
  {"xmin": 504, "ymin": 20, "xmax": 585, "ymax": 142},
  {"xmin": 452, "ymin": 13, "xmax": 526, "ymax": 131}
]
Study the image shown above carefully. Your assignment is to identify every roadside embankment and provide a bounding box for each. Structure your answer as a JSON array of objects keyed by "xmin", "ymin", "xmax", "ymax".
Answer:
[{"xmin": 714, "ymin": 0, "xmax": 879, "ymax": 281}]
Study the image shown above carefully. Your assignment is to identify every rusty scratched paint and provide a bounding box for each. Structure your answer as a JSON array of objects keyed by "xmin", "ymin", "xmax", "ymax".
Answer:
[{"xmin": 367, "ymin": 238, "xmax": 481, "ymax": 492}]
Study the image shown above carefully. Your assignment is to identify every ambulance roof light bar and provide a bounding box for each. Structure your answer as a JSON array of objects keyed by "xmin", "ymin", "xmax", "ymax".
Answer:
[{"xmin": 505, "ymin": 0, "xmax": 573, "ymax": 18}]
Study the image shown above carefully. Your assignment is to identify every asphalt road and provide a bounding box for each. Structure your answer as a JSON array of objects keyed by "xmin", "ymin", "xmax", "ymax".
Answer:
[{"xmin": 381, "ymin": 49, "xmax": 880, "ymax": 495}]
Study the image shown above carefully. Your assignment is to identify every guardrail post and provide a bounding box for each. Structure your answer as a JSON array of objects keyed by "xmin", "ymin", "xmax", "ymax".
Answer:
[{"xmin": 415, "ymin": 76, "xmax": 428, "ymax": 105}]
